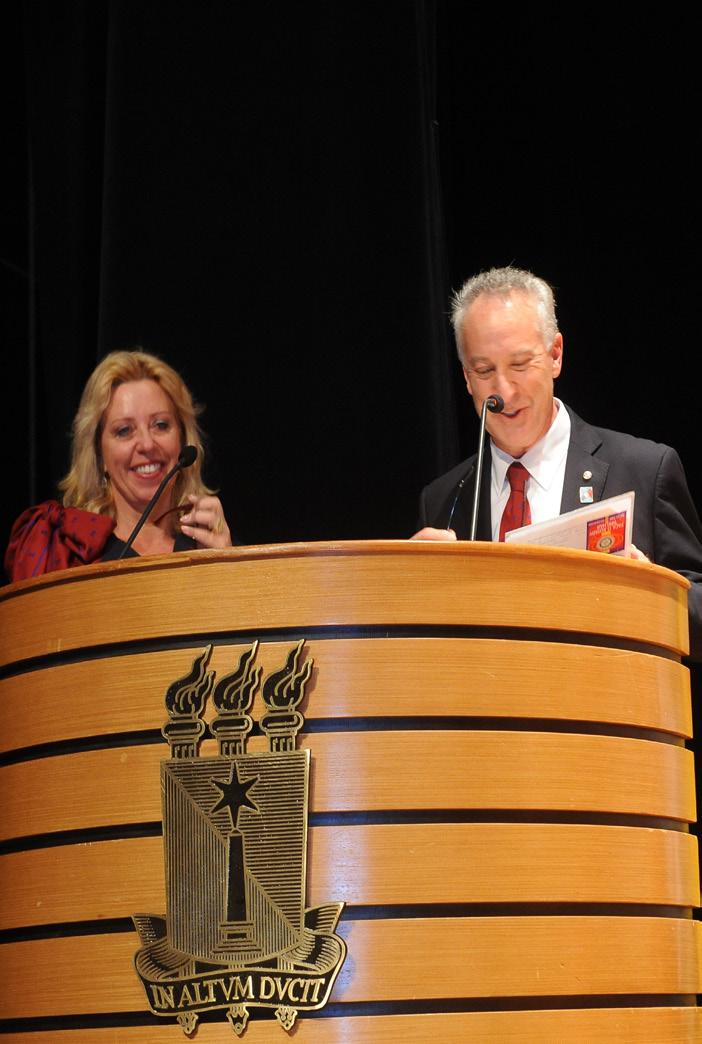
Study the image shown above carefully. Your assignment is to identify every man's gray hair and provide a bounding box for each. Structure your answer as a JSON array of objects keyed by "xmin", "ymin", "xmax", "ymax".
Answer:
[{"xmin": 450, "ymin": 266, "xmax": 558, "ymax": 362}]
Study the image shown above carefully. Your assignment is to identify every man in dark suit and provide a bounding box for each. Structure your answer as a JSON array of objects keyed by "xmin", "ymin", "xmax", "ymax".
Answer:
[{"xmin": 414, "ymin": 266, "xmax": 702, "ymax": 660}]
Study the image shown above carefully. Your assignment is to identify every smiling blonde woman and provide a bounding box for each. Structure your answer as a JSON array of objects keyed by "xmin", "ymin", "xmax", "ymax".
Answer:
[{"xmin": 6, "ymin": 349, "xmax": 232, "ymax": 580}]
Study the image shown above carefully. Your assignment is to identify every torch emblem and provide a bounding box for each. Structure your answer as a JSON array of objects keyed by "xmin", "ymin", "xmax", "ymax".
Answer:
[{"xmin": 132, "ymin": 640, "xmax": 346, "ymax": 1036}]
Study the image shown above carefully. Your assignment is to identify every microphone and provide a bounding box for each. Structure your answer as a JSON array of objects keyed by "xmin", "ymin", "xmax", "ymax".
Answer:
[
  {"xmin": 177, "ymin": 445, "xmax": 197, "ymax": 469},
  {"xmin": 445, "ymin": 395, "xmax": 504, "ymax": 538},
  {"xmin": 468, "ymin": 394, "xmax": 504, "ymax": 540},
  {"xmin": 117, "ymin": 444, "xmax": 198, "ymax": 560}
]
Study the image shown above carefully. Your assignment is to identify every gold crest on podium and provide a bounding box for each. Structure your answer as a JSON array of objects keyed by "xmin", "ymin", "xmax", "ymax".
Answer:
[{"xmin": 132, "ymin": 640, "xmax": 347, "ymax": 1037}]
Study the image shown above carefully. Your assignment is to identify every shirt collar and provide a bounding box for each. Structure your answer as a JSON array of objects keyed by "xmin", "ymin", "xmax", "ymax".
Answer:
[{"xmin": 491, "ymin": 399, "xmax": 571, "ymax": 493}]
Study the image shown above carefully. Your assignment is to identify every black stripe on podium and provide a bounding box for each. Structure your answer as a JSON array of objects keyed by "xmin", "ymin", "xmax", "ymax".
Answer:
[
  {"xmin": 0, "ymin": 808, "xmax": 690, "ymax": 856},
  {"xmin": 0, "ymin": 822, "xmax": 163, "ymax": 854},
  {"xmin": 0, "ymin": 621, "xmax": 681, "ymax": 681},
  {"xmin": 0, "ymin": 995, "xmax": 698, "ymax": 1034},
  {"xmin": 0, "ymin": 714, "xmax": 685, "ymax": 769},
  {"xmin": 0, "ymin": 902, "xmax": 695, "ymax": 946}
]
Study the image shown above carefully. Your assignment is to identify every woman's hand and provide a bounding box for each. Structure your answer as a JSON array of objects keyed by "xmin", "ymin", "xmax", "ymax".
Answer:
[{"xmin": 180, "ymin": 494, "xmax": 232, "ymax": 548}]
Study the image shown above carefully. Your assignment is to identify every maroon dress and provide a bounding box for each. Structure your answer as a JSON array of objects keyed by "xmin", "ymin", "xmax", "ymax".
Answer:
[{"xmin": 5, "ymin": 501, "xmax": 116, "ymax": 581}]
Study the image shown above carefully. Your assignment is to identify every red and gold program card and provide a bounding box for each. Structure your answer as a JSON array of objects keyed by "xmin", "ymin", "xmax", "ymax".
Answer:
[{"xmin": 586, "ymin": 510, "xmax": 626, "ymax": 554}]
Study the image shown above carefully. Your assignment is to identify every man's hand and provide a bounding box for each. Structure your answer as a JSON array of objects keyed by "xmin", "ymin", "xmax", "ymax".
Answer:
[
  {"xmin": 410, "ymin": 527, "xmax": 458, "ymax": 541},
  {"xmin": 629, "ymin": 543, "xmax": 651, "ymax": 563}
]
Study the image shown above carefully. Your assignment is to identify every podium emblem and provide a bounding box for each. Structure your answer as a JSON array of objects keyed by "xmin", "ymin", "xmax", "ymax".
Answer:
[{"xmin": 132, "ymin": 640, "xmax": 347, "ymax": 1036}]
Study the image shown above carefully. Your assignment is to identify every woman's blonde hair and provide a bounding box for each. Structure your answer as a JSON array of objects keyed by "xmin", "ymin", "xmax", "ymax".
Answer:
[{"xmin": 59, "ymin": 349, "xmax": 213, "ymax": 526}]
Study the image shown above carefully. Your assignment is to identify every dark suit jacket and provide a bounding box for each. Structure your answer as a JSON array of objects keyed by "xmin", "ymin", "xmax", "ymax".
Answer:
[{"xmin": 418, "ymin": 407, "xmax": 702, "ymax": 660}]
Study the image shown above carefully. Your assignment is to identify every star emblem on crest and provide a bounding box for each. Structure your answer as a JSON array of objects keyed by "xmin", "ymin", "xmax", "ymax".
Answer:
[{"xmin": 210, "ymin": 766, "xmax": 260, "ymax": 829}]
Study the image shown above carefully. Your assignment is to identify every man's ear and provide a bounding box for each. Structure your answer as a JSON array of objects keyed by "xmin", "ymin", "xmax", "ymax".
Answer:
[{"xmin": 551, "ymin": 333, "xmax": 563, "ymax": 377}]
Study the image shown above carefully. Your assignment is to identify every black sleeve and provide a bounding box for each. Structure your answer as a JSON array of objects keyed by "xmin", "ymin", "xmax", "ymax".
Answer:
[{"xmin": 652, "ymin": 446, "xmax": 702, "ymax": 661}]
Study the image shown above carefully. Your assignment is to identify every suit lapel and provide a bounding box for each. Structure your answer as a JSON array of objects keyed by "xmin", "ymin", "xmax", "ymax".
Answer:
[
  {"xmin": 560, "ymin": 409, "xmax": 609, "ymax": 513},
  {"xmin": 454, "ymin": 450, "xmax": 492, "ymax": 540}
]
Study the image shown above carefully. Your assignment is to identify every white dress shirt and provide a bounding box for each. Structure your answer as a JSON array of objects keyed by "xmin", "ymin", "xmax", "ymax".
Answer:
[{"xmin": 490, "ymin": 399, "xmax": 571, "ymax": 541}]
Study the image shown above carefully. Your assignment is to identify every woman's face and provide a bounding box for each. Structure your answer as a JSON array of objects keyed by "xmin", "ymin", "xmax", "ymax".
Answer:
[{"xmin": 100, "ymin": 379, "xmax": 182, "ymax": 522}]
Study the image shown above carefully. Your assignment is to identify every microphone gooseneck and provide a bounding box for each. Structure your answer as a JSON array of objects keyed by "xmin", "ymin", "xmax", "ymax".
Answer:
[
  {"xmin": 468, "ymin": 394, "xmax": 504, "ymax": 541},
  {"xmin": 445, "ymin": 395, "xmax": 504, "ymax": 535},
  {"xmin": 117, "ymin": 444, "xmax": 198, "ymax": 560}
]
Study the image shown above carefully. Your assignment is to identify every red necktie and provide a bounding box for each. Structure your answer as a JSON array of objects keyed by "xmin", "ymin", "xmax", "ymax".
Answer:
[{"xmin": 499, "ymin": 462, "xmax": 532, "ymax": 541}]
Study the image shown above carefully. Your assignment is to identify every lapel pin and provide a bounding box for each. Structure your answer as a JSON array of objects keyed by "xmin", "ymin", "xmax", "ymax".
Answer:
[
  {"xmin": 580, "ymin": 486, "xmax": 594, "ymax": 503},
  {"xmin": 582, "ymin": 470, "xmax": 592, "ymax": 481}
]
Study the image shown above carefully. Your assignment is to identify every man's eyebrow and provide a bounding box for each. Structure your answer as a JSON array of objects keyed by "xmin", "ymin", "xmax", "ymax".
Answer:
[{"xmin": 467, "ymin": 348, "xmax": 538, "ymax": 366}]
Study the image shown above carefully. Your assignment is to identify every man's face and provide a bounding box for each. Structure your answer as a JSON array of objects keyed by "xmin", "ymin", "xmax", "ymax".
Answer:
[{"xmin": 460, "ymin": 291, "xmax": 563, "ymax": 459}]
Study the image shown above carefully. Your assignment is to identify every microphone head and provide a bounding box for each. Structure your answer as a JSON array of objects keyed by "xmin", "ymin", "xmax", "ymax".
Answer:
[
  {"xmin": 486, "ymin": 394, "xmax": 504, "ymax": 414},
  {"xmin": 178, "ymin": 445, "xmax": 198, "ymax": 468}
]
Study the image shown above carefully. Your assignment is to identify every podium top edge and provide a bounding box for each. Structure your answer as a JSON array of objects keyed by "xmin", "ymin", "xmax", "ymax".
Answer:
[{"xmin": 0, "ymin": 538, "xmax": 690, "ymax": 602}]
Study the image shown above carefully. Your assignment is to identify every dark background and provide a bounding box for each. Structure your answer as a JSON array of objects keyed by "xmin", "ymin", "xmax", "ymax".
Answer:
[{"xmin": 3, "ymin": 2, "xmax": 700, "ymax": 555}]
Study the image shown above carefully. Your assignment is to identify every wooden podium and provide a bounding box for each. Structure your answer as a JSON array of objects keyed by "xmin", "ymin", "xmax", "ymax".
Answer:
[{"xmin": 0, "ymin": 541, "xmax": 700, "ymax": 1041}]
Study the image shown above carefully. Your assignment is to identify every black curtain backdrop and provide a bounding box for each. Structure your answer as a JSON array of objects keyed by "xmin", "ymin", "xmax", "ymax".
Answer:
[
  {"xmin": 6, "ymin": 0, "xmax": 456, "ymax": 551},
  {"xmin": 5, "ymin": 2, "xmax": 701, "ymax": 552},
  {"xmin": 0, "ymin": 3, "xmax": 699, "ymax": 581},
  {"xmin": 437, "ymin": 6, "xmax": 702, "ymax": 480}
]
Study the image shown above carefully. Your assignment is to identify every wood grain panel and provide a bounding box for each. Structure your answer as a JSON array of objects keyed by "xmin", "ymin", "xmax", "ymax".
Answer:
[
  {"xmin": 0, "ymin": 732, "xmax": 695, "ymax": 842},
  {"xmin": 0, "ymin": 825, "xmax": 698, "ymax": 931},
  {"xmin": 1, "ymin": 545, "xmax": 697, "ymax": 1032},
  {"xmin": 0, "ymin": 918, "xmax": 699, "ymax": 1019},
  {"xmin": 1, "ymin": 1008, "xmax": 701, "ymax": 1042},
  {"xmin": 0, "ymin": 638, "xmax": 691, "ymax": 756},
  {"xmin": 0, "ymin": 542, "xmax": 689, "ymax": 666}
]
